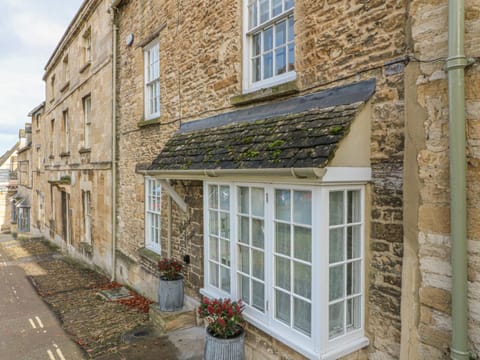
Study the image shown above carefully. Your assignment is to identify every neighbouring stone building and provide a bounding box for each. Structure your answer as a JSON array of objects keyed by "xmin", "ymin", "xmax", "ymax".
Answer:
[
  {"xmin": 13, "ymin": 123, "xmax": 34, "ymax": 238},
  {"xmin": 31, "ymin": 0, "xmax": 115, "ymax": 273},
  {"xmin": 0, "ymin": 142, "xmax": 18, "ymax": 231},
  {"xmin": 400, "ymin": 1, "xmax": 480, "ymax": 359}
]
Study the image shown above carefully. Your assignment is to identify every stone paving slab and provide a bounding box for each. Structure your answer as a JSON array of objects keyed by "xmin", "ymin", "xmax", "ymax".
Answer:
[{"xmin": 0, "ymin": 234, "xmax": 205, "ymax": 359}]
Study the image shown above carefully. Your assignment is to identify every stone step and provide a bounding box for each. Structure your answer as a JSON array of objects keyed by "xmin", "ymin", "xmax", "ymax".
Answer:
[{"xmin": 149, "ymin": 295, "xmax": 199, "ymax": 334}]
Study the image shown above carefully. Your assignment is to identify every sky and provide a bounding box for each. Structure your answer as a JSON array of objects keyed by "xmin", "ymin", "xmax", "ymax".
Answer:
[{"xmin": 0, "ymin": 0, "xmax": 84, "ymax": 155}]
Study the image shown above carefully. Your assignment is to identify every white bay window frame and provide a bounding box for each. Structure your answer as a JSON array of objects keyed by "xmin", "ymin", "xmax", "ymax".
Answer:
[
  {"xmin": 242, "ymin": 0, "xmax": 296, "ymax": 93},
  {"xmin": 202, "ymin": 181, "xmax": 367, "ymax": 359},
  {"xmin": 145, "ymin": 177, "xmax": 162, "ymax": 254}
]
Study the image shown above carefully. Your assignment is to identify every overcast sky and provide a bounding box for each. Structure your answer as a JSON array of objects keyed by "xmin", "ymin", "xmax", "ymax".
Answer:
[{"xmin": 0, "ymin": 0, "xmax": 84, "ymax": 155}]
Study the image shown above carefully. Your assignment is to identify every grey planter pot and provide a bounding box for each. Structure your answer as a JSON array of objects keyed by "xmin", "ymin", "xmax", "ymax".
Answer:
[
  {"xmin": 158, "ymin": 276, "xmax": 184, "ymax": 312},
  {"xmin": 204, "ymin": 327, "xmax": 245, "ymax": 360}
]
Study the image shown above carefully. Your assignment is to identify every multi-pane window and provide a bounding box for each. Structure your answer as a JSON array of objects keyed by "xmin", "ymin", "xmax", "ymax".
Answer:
[
  {"xmin": 144, "ymin": 41, "xmax": 160, "ymax": 119},
  {"xmin": 63, "ymin": 110, "xmax": 69, "ymax": 153},
  {"xmin": 207, "ymin": 185, "xmax": 231, "ymax": 293},
  {"xmin": 63, "ymin": 55, "xmax": 69, "ymax": 84},
  {"xmin": 328, "ymin": 190, "xmax": 362, "ymax": 339},
  {"xmin": 274, "ymin": 189, "xmax": 312, "ymax": 336},
  {"xmin": 83, "ymin": 96, "xmax": 91, "ymax": 148},
  {"xmin": 204, "ymin": 182, "xmax": 365, "ymax": 358},
  {"xmin": 50, "ymin": 119, "xmax": 55, "ymax": 156},
  {"xmin": 145, "ymin": 178, "xmax": 161, "ymax": 253},
  {"xmin": 237, "ymin": 186, "xmax": 266, "ymax": 312},
  {"xmin": 83, "ymin": 191, "xmax": 91, "ymax": 244},
  {"xmin": 244, "ymin": 0, "xmax": 295, "ymax": 91},
  {"xmin": 83, "ymin": 30, "xmax": 92, "ymax": 64}
]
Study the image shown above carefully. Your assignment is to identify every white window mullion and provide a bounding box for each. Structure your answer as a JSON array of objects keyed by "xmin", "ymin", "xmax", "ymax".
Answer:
[{"xmin": 230, "ymin": 184, "xmax": 237, "ymax": 299}]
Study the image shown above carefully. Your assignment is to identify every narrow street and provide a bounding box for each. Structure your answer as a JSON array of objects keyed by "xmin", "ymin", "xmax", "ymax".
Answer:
[{"xmin": 0, "ymin": 233, "xmax": 85, "ymax": 360}]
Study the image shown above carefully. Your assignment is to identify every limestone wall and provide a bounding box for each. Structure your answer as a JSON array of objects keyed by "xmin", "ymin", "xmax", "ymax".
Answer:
[
  {"xmin": 31, "ymin": 0, "xmax": 114, "ymax": 274},
  {"xmin": 402, "ymin": 0, "xmax": 480, "ymax": 358},
  {"xmin": 115, "ymin": 0, "xmax": 407, "ymax": 358}
]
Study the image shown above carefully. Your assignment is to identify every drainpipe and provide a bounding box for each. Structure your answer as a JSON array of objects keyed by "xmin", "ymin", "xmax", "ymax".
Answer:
[
  {"xmin": 446, "ymin": 0, "xmax": 469, "ymax": 358},
  {"xmin": 110, "ymin": 0, "xmax": 120, "ymax": 281}
]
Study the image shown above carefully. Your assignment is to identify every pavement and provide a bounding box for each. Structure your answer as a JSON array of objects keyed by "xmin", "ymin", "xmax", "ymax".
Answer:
[{"xmin": 0, "ymin": 233, "xmax": 204, "ymax": 359}]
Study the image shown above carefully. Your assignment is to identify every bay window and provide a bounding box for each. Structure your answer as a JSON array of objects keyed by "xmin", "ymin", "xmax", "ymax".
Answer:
[{"xmin": 203, "ymin": 181, "xmax": 366, "ymax": 358}]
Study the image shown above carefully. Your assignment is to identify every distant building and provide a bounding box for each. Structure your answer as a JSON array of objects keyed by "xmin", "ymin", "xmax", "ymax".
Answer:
[{"xmin": 0, "ymin": 142, "xmax": 18, "ymax": 231}]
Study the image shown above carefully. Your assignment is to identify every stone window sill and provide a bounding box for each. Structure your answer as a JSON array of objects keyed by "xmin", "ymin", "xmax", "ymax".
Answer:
[
  {"xmin": 79, "ymin": 148, "xmax": 91, "ymax": 154},
  {"xmin": 60, "ymin": 81, "xmax": 70, "ymax": 93},
  {"xmin": 138, "ymin": 116, "xmax": 161, "ymax": 128},
  {"xmin": 230, "ymin": 80, "xmax": 298, "ymax": 106},
  {"xmin": 79, "ymin": 61, "xmax": 91, "ymax": 74},
  {"xmin": 138, "ymin": 247, "xmax": 162, "ymax": 264}
]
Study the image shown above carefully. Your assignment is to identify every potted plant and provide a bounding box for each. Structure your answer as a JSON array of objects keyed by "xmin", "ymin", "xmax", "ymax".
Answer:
[
  {"xmin": 157, "ymin": 257, "xmax": 184, "ymax": 311},
  {"xmin": 198, "ymin": 297, "xmax": 245, "ymax": 360}
]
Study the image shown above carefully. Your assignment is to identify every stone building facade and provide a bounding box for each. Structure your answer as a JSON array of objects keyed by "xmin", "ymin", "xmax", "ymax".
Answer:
[
  {"xmin": 13, "ymin": 123, "xmax": 34, "ymax": 237},
  {"xmin": 0, "ymin": 143, "xmax": 18, "ymax": 231},
  {"xmin": 31, "ymin": 0, "xmax": 115, "ymax": 273},
  {"xmin": 401, "ymin": 0, "xmax": 480, "ymax": 359},
  {"xmin": 113, "ymin": 0, "xmax": 407, "ymax": 359}
]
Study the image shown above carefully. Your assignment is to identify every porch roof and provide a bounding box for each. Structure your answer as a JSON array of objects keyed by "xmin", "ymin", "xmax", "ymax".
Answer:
[{"xmin": 148, "ymin": 79, "xmax": 375, "ymax": 173}]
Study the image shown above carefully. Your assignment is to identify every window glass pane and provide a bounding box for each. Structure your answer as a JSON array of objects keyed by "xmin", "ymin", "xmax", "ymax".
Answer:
[
  {"xmin": 251, "ymin": 187, "xmax": 264, "ymax": 217},
  {"xmin": 285, "ymin": 0, "xmax": 294, "ymax": 10},
  {"xmin": 294, "ymin": 298, "xmax": 311, "ymax": 335},
  {"xmin": 329, "ymin": 302, "xmax": 344, "ymax": 339},
  {"xmin": 220, "ymin": 212, "xmax": 230, "ymax": 238},
  {"xmin": 347, "ymin": 225, "xmax": 361, "ymax": 259},
  {"xmin": 238, "ymin": 187, "xmax": 249, "ymax": 214},
  {"xmin": 220, "ymin": 239, "xmax": 230, "ymax": 266},
  {"xmin": 293, "ymin": 191, "xmax": 311, "ymax": 225},
  {"xmin": 221, "ymin": 266, "xmax": 231, "ymax": 293},
  {"xmin": 239, "ymin": 274, "xmax": 250, "ymax": 304},
  {"xmin": 329, "ymin": 227, "xmax": 344, "ymax": 263},
  {"xmin": 276, "ymin": 20, "xmax": 286, "ymax": 47},
  {"xmin": 209, "ymin": 236, "xmax": 219, "ymax": 261},
  {"xmin": 238, "ymin": 216, "xmax": 250, "ymax": 244},
  {"xmin": 275, "ymin": 290, "xmax": 290, "ymax": 325},
  {"xmin": 263, "ymin": 52, "xmax": 273, "ymax": 79},
  {"xmin": 294, "ymin": 262, "xmax": 311, "ymax": 299},
  {"xmin": 347, "ymin": 296, "xmax": 361, "ymax": 332},
  {"xmin": 252, "ymin": 249, "xmax": 264, "ymax": 280},
  {"xmin": 272, "ymin": 0, "xmax": 282, "ymax": 16},
  {"xmin": 252, "ymin": 57, "xmax": 261, "ymax": 82},
  {"xmin": 209, "ymin": 262, "xmax": 219, "ymax": 287},
  {"xmin": 294, "ymin": 226, "xmax": 311, "ymax": 261},
  {"xmin": 238, "ymin": 244, "xmax": 249, "ymax": 273},
  {"xmin": 249, "ymin": 0, "xmax": 258, "ymax": 29},
  {"xmin": 209, "ymin": 185, "xmax": 218, "ymax": 209},
  {"xmin": 329, "ymin": 191, "xmax": 344, "ymax": 225},
  {"xmin": 348, "ymin": 190, "xmax": 361, "ymax": 223},
  {"xmin": 220, "ymin": 185, "xmax": 230, "ymax": 210},
  {"xmin": 275, "ymin": 256, "xmax": 290, "ymax": 290},
  {"xmin": 288, "ymin": 15, "xmax": 294, "ymax": 42},
  {"xmin": 252, "ymin": 280, "xmax": 265, "ymax": 311},
  {"xmin": 252, "ymin": 33, "xmax": 261, "ymax": 56},
  {"xmin": 264, "ymin": 27, "xmax": 273, "ymax": 51},
  {"xmin": 260, "ymin": 0, "xmax": 269, "ymax": 23},
  {"xmin": 347, "ymin": 261, "xmax": 361, "ymax": 296},
  {"xmin": 275, "ymin": 222, "xmax": 290, "ymax": 255},
  {"xmin": 288, "ymin": 43, "xmax": 295, "ymax": 71},
  {"xmin": 209, "ymin": 211, "xmax": 218, "ymax": 235},
  {"xmin": 252, "ymin": 218, "xmax": 264, "ymax": 248},
  {"xmin": 275, "ymin": 46, "xmax": 286, "ymax": 76},
  {"xmin": 275, "ymin": 189, "xmax": 290, "ymax": 221},
  {"xmin": 329, "ymin": 264, "xmax": 344, "ymax": 301}
]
